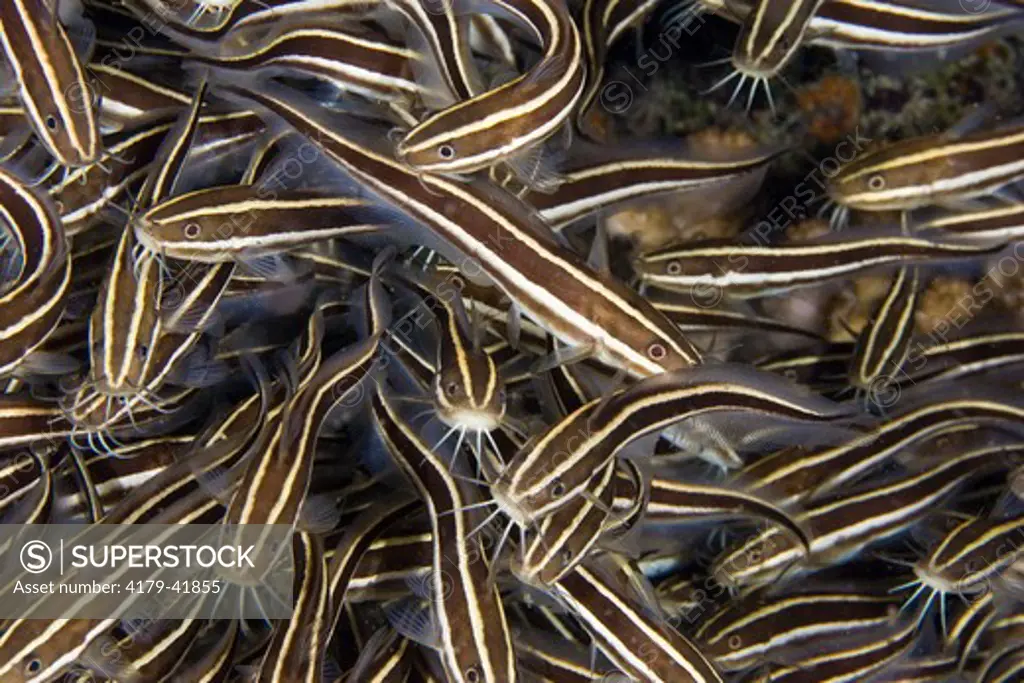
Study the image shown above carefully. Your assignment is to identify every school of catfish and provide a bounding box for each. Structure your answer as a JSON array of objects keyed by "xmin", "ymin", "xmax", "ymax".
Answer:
[{"xmin": 0, "ymin": 0, "xmax": 1024, "ymax": 680}]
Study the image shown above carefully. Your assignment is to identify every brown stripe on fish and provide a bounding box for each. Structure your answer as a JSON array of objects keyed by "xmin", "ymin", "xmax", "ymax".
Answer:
[
  {"xmin": 694, "ymin": 590, "xmax": 899, "ymax": 671},
  {"xmin": 256, "ymin": 531, "xmax": 331, "ymax": 683},
  {"xmin": 215, "ymin": 81, "xmax": 703, "ymax": 378},
  {"xmin": 0, "ymin": 167, "xmax": 71, "ymax": 377},
  {"xmin": 395, "ymin": 0, "xmax": 584, "ymax": 175},
  {"xmin": 551, "ymin": 556, "xmax": 724, "ymax": 683},
  {"xmin": 828, "ymin": 123, "xmax": 1024, "ymax": 212},
  {"xmin": 635, "ymin": 233, "xmax": 1004, "ymax": 296},
  {"xmin": 0, "ymin": 0, "xmax": 100, "ymax": 166},
  {"xmin": 735, "ymin": 395, "xmax": 1024, "ymax": 506},
  {"xmin": 513, "ymin": 458, "xmax": 617, "ymax": 586},
  {"xmin": 372, "ymin": 389, "xmax": 517, "ymax": 683},
  {"xmin": 712, "ymin": 443, "xmax": 1024, "ymax": 589},
  {"xmin": 493, "ymin": 364, "xmax": 846, "ymax": 523},
  {"xmin": 137, "ymin": 186, "xmax": 388, "ymax": 261}
]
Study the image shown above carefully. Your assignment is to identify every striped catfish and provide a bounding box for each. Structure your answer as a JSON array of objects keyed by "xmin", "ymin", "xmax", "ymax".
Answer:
[
  {"xmin": 512, "ymin": 458, "xmax": 618, "ymax": 586},
  {"xmin": 979, "ymin": 608, "xmax": 1024, "ymax": 656},
  {"xmin": 395, "ymin": 0, "xmax": 584, "ymax": 175},
  {"xmin": 215, "ymin": 80, "xmax": 703, "ymax": 377},
  {"xmin": 691, "ymin": 0, "xmax": 1019, "ymax": 112},
  {"xmin": 635, "ymin": 232, "xmax": 1004, "ymax": 296},
  {"xmin": 492, "ymin": 364, "xmax": 847, "ymax": 523},
  {"xmin": 74, "ymin": 258, "xmax": 233, "ymax": 434},
  {"xmin": 0, "ymin": 0, "xmax": 100, "ymax": 166},
  {"xmin": 734, "ymin": 0, "xmax": 825, "ymax": 76},
  {"xmin": 255, "ymin": 531, "xmax": 331, "ymax": 683},
  {"xmin": 653, "ymin": 563, "xmax": 720, "ymax": 617},
  {"xmin": 693, "ymin": 590, "xmax": 900, "ymax": 671},
  {"xmin": 66, "ymin": 359, "xmax": 276, "ymax": 529},
  {"xmin": 136, "ymin": 185, "xmax": 390, "ymax": 261},
  {"xmin": 736, "ymin": 394, "xmax": 1024, "ymax": 506},
  {"xmin": 120, "ymin": 0, "xmax": 376, "ymax": 48},
  {"xmin": 712, "ymin": 443, "xmax": 1024, "ymax": 589},
  {"xmin": 918, "ymin": 202, "xmax": 1024, "ymax": 242},
  {"xmin": 526, "ymin": 143, "xmax": 778, "ymax": 229},
  {"xmin": 747, "ymin": 617, "xmax": 918, "ymax": 683},
  {"xmin": 0, "ymin": 444, "xmax": 55, "ymax": 526},
  {"xmin": 138, "ymin": 0, "xmax": 247, "ymax": 29},
  {"xmin": 469, "ymin": 15, "xmax": 518, "ymax": 68},
  {"xmin": 96, "ymin": 380, "xmax": 276, "ymax": 527},
  {"xmin": 507, "ymin": 598, "xmax": 590, "ymax": 647},
  {"xmin": 70, "ymin": 86, "xmax": 238, "ymax": 432},
  {"xmin": 221, "ymin": 332, "xmax": 381, "ymax": 574},
  {"xmin": 0, "ymin": 167, "xmax": 72, "ymax": 377},
  {"xmin": 188, "ymin": 24, "xmax": 429, "ymax": 105},
  {"xmin": 907, "ymin": 513, "xmax": 1024, "ymax": 612},
  {"xmin": 77, "ymin": 84, "xmax": 209, "ymax": 394},
  {"xmin": 393, "ymin": 265, "xmax": 508, "ymax": 467},
  {"xmin": 943, "ymin": 589, "xmax": 996, "ymax": 660},
  {"xmin": 828, "ymin": 122, "xmax": 1024, "ymax": 212},
  {"xmin": 0, "ymin": 445, "xmax": 61, "ymax": 517},
  {"xmin": 0, "ymin": 101, "xmax": 25, "ymax": 135},
  {"xmin": 721, "ymin": 0, "xmax": 826, "ymax": 110},
  {"xmin": 696, "ymin": 0, "xmax": 1023, "ymax": 53},
  {"xmin": 548, "ymin": 554, "xmax": 724, "ymax": 683},
  {"xmin": 372, "ymin": 389, "xmax": 517, "ymax": 683},
  {"xmin": 53, "ymin": 435, "xmax": 191, "ymax": 519},
  {"xmin": 50, "ymin": 110, "xmax": 266, "ymax": 237}
]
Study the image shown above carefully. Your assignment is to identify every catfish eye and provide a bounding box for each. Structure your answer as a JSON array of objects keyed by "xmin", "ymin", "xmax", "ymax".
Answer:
[
  {"xmin": 550, "ymin": 480, "xmax": 566, "ymax": 498},
  {"xmin": 184, "ymin": 223, "xmax": 201, "ymax": 239},
  {"xmin": 24, "ymin": 657, "xmax": 42, "ymax": 675},
  {"xmin": 445, "ymin": 380, "xmax": 460, "ymax": 396},
  {"xmin": 438, "ymin": 144, "xmax": 455, "ymax": 160},
  {"xmin": 868, "ymin": 175, "xmax": 886, "ymax": 191},
  {"xmin": 465, "ymin": 667, "xmax": 480, "ymax": 683},
  {"xmin": 137, "ymin": 345, "xmax": 148, "ymax": 359},
  {"xmin": 647, "ymin": 342, "xmax": 667, "ymax": 360},
  {"xmin": 44, "ymin": 115, "xmax": 58, "ymax": 131},
  {"xmin": 666, "ymin": 260, "xmax": 683, "ymax": 275}
]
